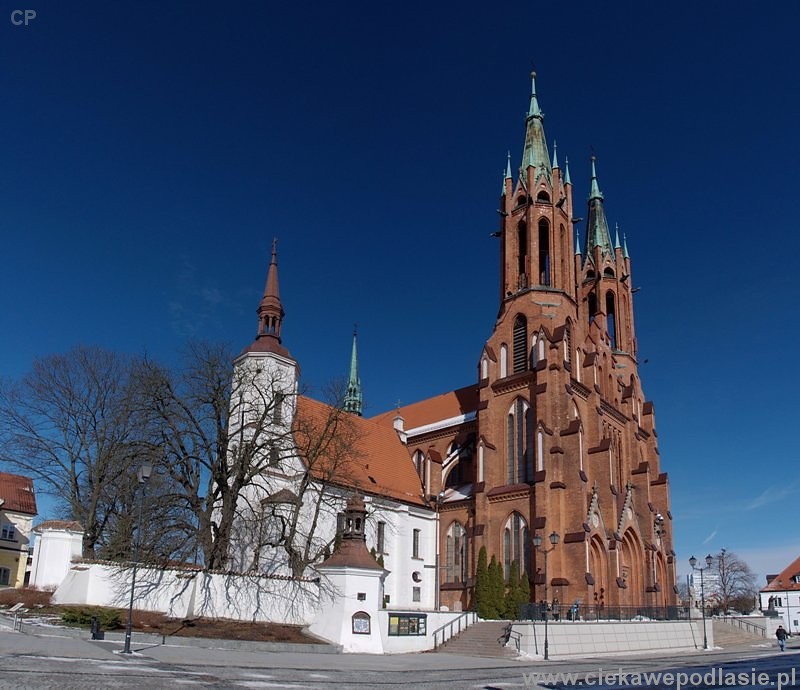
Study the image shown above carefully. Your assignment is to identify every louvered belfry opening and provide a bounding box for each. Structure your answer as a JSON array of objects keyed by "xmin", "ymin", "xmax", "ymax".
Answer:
[{"xmin": 512, "ymin": 315, "xmax": 528, "ymax": 373}]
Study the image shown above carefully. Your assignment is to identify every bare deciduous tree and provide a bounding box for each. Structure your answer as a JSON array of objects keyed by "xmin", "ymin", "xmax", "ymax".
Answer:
[
  {"xmin": 0, "ymin": 346, "xmax": 148, "ymax": 557},
  {"xmin": 709, "ymin": 548, "xmax": 758, "ymax": 613}
]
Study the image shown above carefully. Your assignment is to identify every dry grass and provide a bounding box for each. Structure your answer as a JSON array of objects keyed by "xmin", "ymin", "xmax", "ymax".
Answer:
[{"xmin": 0, "ymin": 588, "xmax": 317, "ymax": 643}]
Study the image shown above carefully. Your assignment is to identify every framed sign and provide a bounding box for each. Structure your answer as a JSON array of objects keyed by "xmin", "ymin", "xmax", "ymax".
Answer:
[{"xmin": 352, "ymin": 611, "xmax": 371, "ymax": 635}]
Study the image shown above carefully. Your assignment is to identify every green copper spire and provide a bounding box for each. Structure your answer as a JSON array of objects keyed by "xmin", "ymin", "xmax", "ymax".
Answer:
[
  {"xmin": 343, "ymin": 327, "xmax": 363, "ymax": 416},
  {"xmin": 589, "ymin": 156, "xmax": 603, "ymax": 200},
  {"xmin": 564, "ymin": 156, "xmax": 571, "ymax": 185},
  {"xmin": 584, "ymin": 156, "xmax": 614, "ymax": 260},
  {"xmin": 552, "ymin": 140, "xmax": 559, "ymax": 169},
  {"xmin": 505, "ymin": 151, "xmax": 512, "ymax": 179},
  {"xmin": 623, "ymin": 233, "xmax": 630, "ymax": 259},
  {"xmin": 614, "ymin": 223, "xmax": 621, "ymax": 250},
  {"xmin": 575, "ymin": 230, "xmax": 581, "ymax": 255},
  {"xmin": 520, "ymin": 72, "xmax": 552, "ymax": 186}
]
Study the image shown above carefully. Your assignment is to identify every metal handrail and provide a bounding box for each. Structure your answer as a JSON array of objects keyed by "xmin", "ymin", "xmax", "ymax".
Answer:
[
  {"xmin": 432, "ymin": 610, "xmax": 478, "ymax": 649},
  {"xmin": 715, "ymin": 615, "xmax": 766, "ymax": 637}
]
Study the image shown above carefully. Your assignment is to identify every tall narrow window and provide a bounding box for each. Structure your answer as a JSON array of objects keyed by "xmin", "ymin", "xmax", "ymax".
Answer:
[
  {"xmin": 503, "ymin": 512, "xmax": 529, "ymax": 580},
  {"xmin": 517, "ymin": 221, "xmax": 528, "ymax": 283},
  {"xmin": 0, "ymin": 568, "xmax": 9, "ymax": 586},
  {"xmin": 588, "ymin": 293, "xmax": 598, "ymax": 324},
  {"xmin": 481, "ymin": 357, "xmax": 488, "ymax": 380},
  {"xmin": 445, "ymin": 521, "xmax": 467, "ymax": 583},
  {"xmin": 500, "ymin": 344, "xmax": 508, "ymax": 378},
  {"xmin": 377, "ymin": 521, "xmax": 386, "ymax": 554},
  {"xmin": 537, "ymin": 429, "xmax": 544, "ymax": 472},
  {"xmin": 512, "ymin": 315, "xmax": 527, "ymax": 373},
  {"xmin": 606, "ymin": 291, "xmax": 617, "ymax": 348},
  {"xmin": 413, "ymin": 450, "xmax": 426, "ymax": 492},
  {"xmin": 506, "ymin": 398, "xmax": 532, "ymax": 483},
  {"xmin": 538, "ymin": 219, "xmax": 551, "ymax": 286},
  {"xmin": 273, "ymin": 392, "xmax": 285, "ymax": 424},
  {"xmin": 564, "ymin": 321, "xmax": 572, "ymax": 364},
  {"xmin": 412, "ymin": 529, "xmax": 421, "ymax": 559}
]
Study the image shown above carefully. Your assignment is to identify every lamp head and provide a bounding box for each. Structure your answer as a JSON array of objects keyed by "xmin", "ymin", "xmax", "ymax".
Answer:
[
  {"xmin": 532, "ymin": 533, "xmax": 542, "ymax": 549},
  {"xmin": 689, "ymin": 555, "xmax": 697, "ymax": 569},
  {"xmin": 137, "ymin": 463, "xmax": 153, "ymax": 484},
  {"xmin": 705, "ymin": 554, "xmax": 713, "ymax": 568},
  {"xmin": 549, "ymin": 531, "xmax": 560, "ymax": 546}
]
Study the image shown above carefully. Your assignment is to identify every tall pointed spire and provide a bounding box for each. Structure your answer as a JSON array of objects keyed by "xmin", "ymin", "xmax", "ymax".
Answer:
[
  {"xmin": 564, "ymin": 156, "xmax": 571, "ymax": 185},
  {"xmin": 552, "ymin": 140, "xmax": 559, "ymax": 169},
  {"xmin": 575, "ymin": 230, "xmax": 582, "ymax": 255},
  {"xmin": 623, "ymin": 233, "xmax": 630, "ymax": 259},
  {"xmin": 584, "ymin": 157, "xmax": 614, "ymax": 260},
  {"xmin": 244, "ymin": 238, "xmax": 290, "ymax": 356},
  {"xmin": 520, "ymin": 71, "xmax": 552, "ymax": 186},
  {"xmin": 505, "ymin": 151, "xmax": 512, "ymax": 179},
  {"xmin": 343, "ymin": 327, "xmax": 363, "ymax": 416},
  {"xmin": 614, "ymin": 223, "xmax": 621, "ymax": 250}
]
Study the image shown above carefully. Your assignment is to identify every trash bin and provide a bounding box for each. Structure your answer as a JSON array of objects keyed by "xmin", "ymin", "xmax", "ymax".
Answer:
[{"xmin": 90, "ymin": 616, "xmax": 104, "ymax": 640}]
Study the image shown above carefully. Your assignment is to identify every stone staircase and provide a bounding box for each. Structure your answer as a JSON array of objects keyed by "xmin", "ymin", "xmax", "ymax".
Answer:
[
  {"xmin": 712, "ymin": 619, "xmax": 768, "ymax": 648},
  {"xmin": 433, "ymin": 620, "xmax": 518, "ymax": 658}
]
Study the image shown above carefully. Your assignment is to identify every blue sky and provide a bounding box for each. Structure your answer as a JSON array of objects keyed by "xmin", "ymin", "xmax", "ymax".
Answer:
[{"xmin": 1, "ymin": 1, "xmax": 798, "ymax": 582}]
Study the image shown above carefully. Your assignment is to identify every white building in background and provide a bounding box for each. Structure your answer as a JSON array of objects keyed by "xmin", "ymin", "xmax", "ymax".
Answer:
[
  {"xmin": 29, "ymin": 520, "xmax": 83, "ymax": 590},
  {"xmin": 759, "ymin": 555, "xmax": 800, "ymax": 634}
]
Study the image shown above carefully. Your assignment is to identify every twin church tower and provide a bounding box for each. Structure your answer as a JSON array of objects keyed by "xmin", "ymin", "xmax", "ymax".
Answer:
[{"xmin": 245, "ymin": 73, "xmax": 676, "ymax": 612}]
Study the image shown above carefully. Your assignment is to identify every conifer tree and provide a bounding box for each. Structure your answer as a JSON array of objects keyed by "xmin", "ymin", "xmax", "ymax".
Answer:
[
  {"xmin": 504, "ymin": 561, "xmax": 520, "ymax": 619},
  {"xmin": 518, "ymin": 569, "xmax": 531, "ymax": 616},
  {"xmin": 474, "ymin": 546, "xmax": 491, "ymax": 618},
  {"xmin": 488, "ymin": 556, "xmax": 504, "ymax": 618}
]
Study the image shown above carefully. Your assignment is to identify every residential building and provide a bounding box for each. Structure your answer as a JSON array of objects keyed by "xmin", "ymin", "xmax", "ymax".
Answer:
[
  {"xmin": 760, "ymin": 555, "xmax": 800, "ymax": 633},
  {"xmin": 0, "ymin": 471, "xmax": 37, "ymax": 588}
]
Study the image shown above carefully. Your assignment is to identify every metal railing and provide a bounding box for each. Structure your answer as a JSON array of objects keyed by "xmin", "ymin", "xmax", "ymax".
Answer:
[
  {"xmin": 432, "ymin": 610, "xmax": 478, "ymax": 649},
  {"xmin": 518, "ymin": 603, "xmax": 685, "ymax": 622},
  {"xmin": 715, "ymin": 615, "xmax": 766, "ymax": 637}
]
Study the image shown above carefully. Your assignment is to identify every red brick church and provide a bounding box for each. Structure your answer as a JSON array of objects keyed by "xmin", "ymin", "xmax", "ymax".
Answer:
[{"xmin": 372, "ymin": 73, "xmax": 677, "ymax": 612}]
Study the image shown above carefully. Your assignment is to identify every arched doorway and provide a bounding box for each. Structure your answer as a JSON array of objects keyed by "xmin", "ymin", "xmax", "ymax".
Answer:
[{"xmin": 619, "ymin": 529, "xmax": 645, "ymax": 608}]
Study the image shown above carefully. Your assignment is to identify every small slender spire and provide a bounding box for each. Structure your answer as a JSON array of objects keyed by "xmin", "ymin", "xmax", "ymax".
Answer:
[
  {"xmin": 614, "ymin": 223, "xmax": 621, "ymax": 249},
  {"xmin": 589, "ymin": 156, "xmax": 603, "ymax": 200},
  {"xmin": 505, "ymin": 151, "xmax": 512, "ymax": 179},
  {"xmin": 343, "ymin": 327, "xmax": 363, "ymax": 416},
  {"xmin": 552, "ymin": 140, "xmax": 559, "ymax": 169},
  {"xmin": 623, "ymin": 233, "xmax": 630, "ymax": 259},
  {"xmin": 528, "ymin": 71, "xmax": 542, "ymax": 118},
  {"xmin": 575, "ymin": 230, "xmax": 582, "ymax": 255},
  {"xmin": 584, "ymin": 157, "xmax": 614, "ymax": 260},
  {"xmin": 564, "ymin": 156, "xmax": 572, "ymax": 185}
]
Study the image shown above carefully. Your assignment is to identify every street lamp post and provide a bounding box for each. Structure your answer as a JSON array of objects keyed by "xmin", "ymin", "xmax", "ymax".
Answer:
[
  {"xmin": 532, "ymin": 531, "xmax": 560, "ymax": 661},
  {"xmin": 122, "ymin": 463, "xmax": 152, "ymax": 655},
  {"xmin": 689, "ymin": 554, "xmax": 713, "ymax": 650}
]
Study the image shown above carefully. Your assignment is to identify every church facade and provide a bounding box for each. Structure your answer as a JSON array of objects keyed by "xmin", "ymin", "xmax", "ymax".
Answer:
[
  {"xmin": 371, "ymin": 74, "xmax": 677, "ymax": 613},
  {"xmin": 236, "ymin": 74, "xmax": 676, "ymax": 616}
]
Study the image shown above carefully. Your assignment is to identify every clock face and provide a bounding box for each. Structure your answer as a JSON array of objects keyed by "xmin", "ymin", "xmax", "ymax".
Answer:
[{"xmin": 591, "ymin": 512, "xmax": 599, "ymax": 528}]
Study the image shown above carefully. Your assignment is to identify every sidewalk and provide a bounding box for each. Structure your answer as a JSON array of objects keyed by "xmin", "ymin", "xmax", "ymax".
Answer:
[{"xmin": 2, "ymin": 616, "xmax": 792, "ymax": 673}]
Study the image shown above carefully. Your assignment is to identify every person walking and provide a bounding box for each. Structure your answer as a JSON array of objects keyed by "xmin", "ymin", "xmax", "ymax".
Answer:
[{"xmin": 776, "ymin": 625, "xmax": 789, "ymax": 651}]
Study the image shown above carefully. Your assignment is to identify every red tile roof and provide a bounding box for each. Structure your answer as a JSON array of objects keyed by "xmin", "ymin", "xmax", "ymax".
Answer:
[
  {"xmin": 295, "ymin": 396, "xmax": 426, "ymax": 507},
  {"xmin": 761, "ymin": 555, "xmax": 800, "ymax": 592},
  {"xmin": 370, "ymin": 385, "xmax": 479, "ymax": 431},
  {"xmin": 0, "ymin": 472, "xmax": 37, "ymax": 515}
]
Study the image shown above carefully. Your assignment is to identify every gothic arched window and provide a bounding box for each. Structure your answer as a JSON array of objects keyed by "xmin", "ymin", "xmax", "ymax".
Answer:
[
  {"xmin": 538, "ymin": 219, "xmax": 551, "ymax": 286},
  {"xmin": 506, "ymin": 397, "xmax": 532, "ymax": 483},
  {"xmin": 503, "ymin": 512, "xmax": 530, "ymax": 580},
  {"xmin": 445, "ymin": 521, "xmax": 467, "ymax": 583},
  {"xmin": 500, "ymin": 344, "xmax": 508, "ymax": 378},
  {"xmin": 606, "ymin": 291, "xmax": 617, "ymax": 348}
]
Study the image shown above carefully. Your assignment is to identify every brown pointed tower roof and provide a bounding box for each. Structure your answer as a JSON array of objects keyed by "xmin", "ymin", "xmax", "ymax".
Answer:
[{"xmin": 242, "ymin": 239, "xmax": 291, "ymax": 357}]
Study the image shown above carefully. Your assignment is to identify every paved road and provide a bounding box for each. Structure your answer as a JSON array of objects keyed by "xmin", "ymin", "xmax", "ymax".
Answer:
[{"xmin": 1, "ymin": 624, "xmax": 797, "ymax": 689}]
